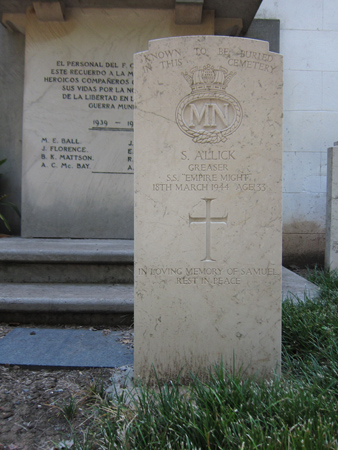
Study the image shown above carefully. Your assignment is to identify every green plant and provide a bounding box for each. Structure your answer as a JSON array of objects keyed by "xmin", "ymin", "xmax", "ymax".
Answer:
[
  {"xmin": 83, "ymin": 378, "xmax": 107, "ymax": 403},
  {"xmin": 58, "ymin": 396, "xmax": 80, "ymax": 421},
  {"xmin": 0, "ymin": 158, "xmax": 20, "ymax": 232}
]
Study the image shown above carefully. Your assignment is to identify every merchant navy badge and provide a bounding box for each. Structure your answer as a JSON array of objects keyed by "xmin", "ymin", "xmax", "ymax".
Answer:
[{"xmin": 176, "ymin": 65, "xmax": 242, "ymax": 144}]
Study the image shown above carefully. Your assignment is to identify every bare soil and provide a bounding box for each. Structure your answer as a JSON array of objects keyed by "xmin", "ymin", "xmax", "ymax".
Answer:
[{"xmin": 0, "ymin": 323, "xmax": 134, "ymax": 450}]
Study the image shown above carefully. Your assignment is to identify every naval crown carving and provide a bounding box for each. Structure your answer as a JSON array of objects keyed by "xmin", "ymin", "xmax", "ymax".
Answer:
[{"xmin": 176, "ymin": 65, "xmax": 242, "ymax": 144}]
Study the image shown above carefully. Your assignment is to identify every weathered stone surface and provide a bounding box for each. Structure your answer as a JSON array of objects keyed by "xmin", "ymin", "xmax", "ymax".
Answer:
[
  {"xmin": 21, "ymin": 7, "xmax": 213, "ymax": 238},
  {"xmin": 134, "ymin": 36, "xmax": 283, "ymax": 380},
  {"xmin": 282, "ymin": 267, "xmax": 319, "ymax": 301},
  {"xmin": 0, "ymin": 283, "xmax": 134, "ymax": 312},
  {"xmin": 325, "ymin": 144, "xmax": 338, "ymax": 269},
  {"xmin": 0, "ymin": 237, "xmax": 133, "ymax": 262},
  {"xmin": 0, "ymin": 328, "xmax": 133, "ymax": 367}
]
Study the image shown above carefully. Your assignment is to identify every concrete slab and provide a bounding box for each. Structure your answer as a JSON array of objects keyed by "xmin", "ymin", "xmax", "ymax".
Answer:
[
  {"xmin": 0, "ymin": 237, "xmax": 134, "ymax": 263},
  {"xmin": 0, "ymin": 283, "xmax": 134, "ymax": 312},
  {"xmin": 0, "ymin": 328, "xmax": 133, "ymax": 368},
  {"xmin": 282, "ymin": 267, "xmax": 319, "ymax": 301}
]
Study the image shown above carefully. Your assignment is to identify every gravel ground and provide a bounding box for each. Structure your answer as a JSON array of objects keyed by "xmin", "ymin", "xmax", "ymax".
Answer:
[{"xmin": 0, "ymin": 323, "xmax": 134, "ymax": 450}]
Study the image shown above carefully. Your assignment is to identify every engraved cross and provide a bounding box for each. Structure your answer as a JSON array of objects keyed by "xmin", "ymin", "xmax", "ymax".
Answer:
[{"xmin": 189, "ymin": 198, "xmax": 228, "ymax": 262}]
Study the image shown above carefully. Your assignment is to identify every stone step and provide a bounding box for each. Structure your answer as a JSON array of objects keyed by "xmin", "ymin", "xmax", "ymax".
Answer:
[
  {"xmin": 0, "ymin": 283, "xmax": 134, "ymax": 325},
  {"xmin": 0, "ymin": 237, "xmax": 134, "ymax": 262},
  {"xmin": 0, "ymin": 269, "xmax": 318, "ymax": 313},
  {"xmin": 0, "ymin": 238, "xmax": 320, "ymax": 325},
  {"xmin": 0, "ymin": 283, "xmax": 133, "ymax": 312},
  {"xmin": 0, "ymin": 262, "xmax": 134, "ymax": 284},
  {"xmin": 0, "ymin": 269, "xmax": 318, "ymax": 311},
  {"xmin": 0, "ymin": 270, "xmax": 319, "ymax": 308},
  {"xmin": 0, "ymin": 237, "xmax": 134, "ymax": 283}
]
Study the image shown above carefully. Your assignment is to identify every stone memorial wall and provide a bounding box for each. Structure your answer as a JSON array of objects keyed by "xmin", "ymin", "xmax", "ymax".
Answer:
[
  {"xmin": 21, "ymin": 8, "xmax": 213, "ymax": 238},
  {"xmin": 134, "ymin": 36, "xmax": 283, "ymax": 380}
]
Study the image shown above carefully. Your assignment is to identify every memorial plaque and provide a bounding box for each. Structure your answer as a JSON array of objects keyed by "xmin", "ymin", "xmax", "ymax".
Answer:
[
  {"xmin": 134, "ymin": 36, "xmax": 283, "ymax": 380},
  {"xmin": 21, "ymin": 8, "xmax": 213, "ymax": 238}
]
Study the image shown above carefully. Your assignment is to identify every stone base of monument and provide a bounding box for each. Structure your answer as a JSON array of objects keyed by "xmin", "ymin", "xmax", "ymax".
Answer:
[
  {"xmin": 0, "ymin": 237, "xmax": 133, "ymax": 325},
  {"xmin": 281, "ymin": 267, "xmax": 319, "ymax": 302}
]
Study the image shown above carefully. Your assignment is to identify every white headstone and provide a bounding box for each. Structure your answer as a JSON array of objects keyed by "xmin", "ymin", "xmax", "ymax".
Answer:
[
  {"xmin": 21, "ymin": 8, "xmax": 213, "ymax": 238},
  {"xmin": 325, "ymin": 142, "xmax": 338, "ymax": 269},
  {"xmin": 134, "ymin": 36, "xmax": 283, "ymax": 380}
]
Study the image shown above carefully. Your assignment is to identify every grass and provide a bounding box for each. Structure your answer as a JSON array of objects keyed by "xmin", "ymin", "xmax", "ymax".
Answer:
[
  {"xmin": 54, "ymin": 396, "xmax": 80, "ymax": 421},
  {"xmin": 58, "ymin": 268, "xmax": 338, "ymax": 450}
]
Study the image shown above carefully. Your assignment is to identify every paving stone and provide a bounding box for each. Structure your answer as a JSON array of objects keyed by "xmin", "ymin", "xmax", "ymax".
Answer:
[{"xmin": 0, "ymin": 328, "xmax": 133, "ymax": 368}]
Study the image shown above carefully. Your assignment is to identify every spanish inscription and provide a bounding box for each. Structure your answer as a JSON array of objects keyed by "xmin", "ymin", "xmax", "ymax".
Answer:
[
  {"xmin": 37, "ymin": 57, "xmax": 134, "ymax": 174},
  {"xmin": 44, "ymin": 60, "xmax": 134, "ymax": 111}
]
